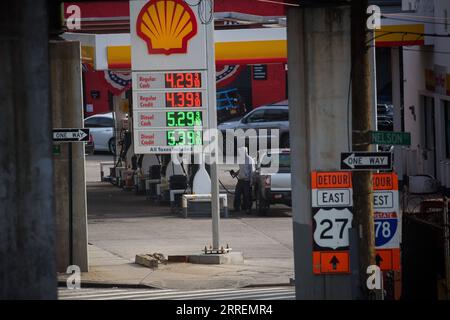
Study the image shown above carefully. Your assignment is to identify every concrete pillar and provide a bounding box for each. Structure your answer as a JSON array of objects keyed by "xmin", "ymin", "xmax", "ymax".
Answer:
[
  {"xmin": 0, "ymin": 1, "xmax": 57, "ymax": 299},
  {"xmin": 50, "ymin": 41, "xmax": 89, "ymax": 272},
  {"xmin": 287, "ymin": 4, "xmax": 354, "ymax": 299}
]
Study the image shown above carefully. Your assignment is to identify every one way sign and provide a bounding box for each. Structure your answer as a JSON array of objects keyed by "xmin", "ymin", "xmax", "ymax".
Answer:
[
  {"xmin": 53, "ymin": 129, "xmax": 90, "ymax": 142},
  {"xmin": 340, "ymin": 152, "xmax": 392, "ymax": 171}
]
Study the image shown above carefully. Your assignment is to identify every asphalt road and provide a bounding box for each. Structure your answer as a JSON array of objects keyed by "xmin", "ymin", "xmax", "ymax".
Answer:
[{"xmin": 59, "ymin": 286, "xmax": 295, "ymax": 300}]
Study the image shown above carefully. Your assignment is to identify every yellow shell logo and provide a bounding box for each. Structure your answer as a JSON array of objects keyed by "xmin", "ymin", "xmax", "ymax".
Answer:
[{"xmin": 137, "ymin": 0, "xmax": 198, "ymax": 55}]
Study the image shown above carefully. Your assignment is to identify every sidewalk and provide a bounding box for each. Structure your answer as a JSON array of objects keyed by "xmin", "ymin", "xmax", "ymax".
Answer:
[{"xmin": 58, "ymin": 179, "xmax": 294, "ymax": 290}]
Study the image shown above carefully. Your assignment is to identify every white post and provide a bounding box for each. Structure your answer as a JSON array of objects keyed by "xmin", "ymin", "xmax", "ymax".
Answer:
[{"xmin": 206, "ymin": 9, "xmax": 220, "ymax": 250}]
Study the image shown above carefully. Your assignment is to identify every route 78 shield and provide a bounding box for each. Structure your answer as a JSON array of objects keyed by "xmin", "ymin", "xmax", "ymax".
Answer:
[
  {"xmin": 313, "ymin": 208, "xmax": 353, "ymax": 250},
  {"xmin": 374, "ymin": 211, "xmax": 400, "ymax": 248}
]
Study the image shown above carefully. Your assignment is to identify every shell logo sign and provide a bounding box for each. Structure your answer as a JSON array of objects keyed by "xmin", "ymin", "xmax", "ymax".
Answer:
[{"xmin": 136, "ymin": 0, "xmax": 198, "ymax": 55}]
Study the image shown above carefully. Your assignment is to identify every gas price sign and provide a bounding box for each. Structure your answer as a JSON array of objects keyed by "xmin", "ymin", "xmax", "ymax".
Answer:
[
  {"xmin": 165, "ymin": 92, "xmax": 203, "ymax": 108},
  {"xmin": 131, "ymin": 0, "xmax": 214, "ymax": 154},
  {"xmin": 167, "ymin": 130, "xmax": 203, "ymax": 146},
  {"xmin": 135, "ymin": 110, "xmax": 204, "ymax": 129},
  {"xmin": 136, "ymin": 130, "xmax": 203, "ymax": 151},
  {"xmin": 165, "ymin": 72, "xmax": 202, "ymax": 88},
  {"xmin": 134, "ymin": 71, "xmax": 206, "ymax": 90},
  {"xmin": 166, "ymin": 111, "xmax": 202, "ymax": 127},
  {"xmin": 135, "ymin": 91, "xmax": 206, "ymax": 109},
  {"xmin": 132, "ymin": 71, "xmax": 208, "ymax": 153}
]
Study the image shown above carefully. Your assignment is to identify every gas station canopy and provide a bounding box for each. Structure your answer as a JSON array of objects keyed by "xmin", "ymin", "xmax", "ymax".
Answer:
[{"xmin": 62, "ymin": 0, "xmax": 424, "ymax": 70}]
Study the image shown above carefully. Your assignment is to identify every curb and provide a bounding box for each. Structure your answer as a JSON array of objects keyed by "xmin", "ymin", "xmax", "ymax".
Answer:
[
  {"xmin": 58, "ymin": 280, "xmax": 294, "ymax": 290},
  {"xmin": 242, "ymin": 282, "xmax": 294, "ymax": 288},
  {"xmin": 58, "ymin": 280, "xmax": 160, "ymax": 290}
]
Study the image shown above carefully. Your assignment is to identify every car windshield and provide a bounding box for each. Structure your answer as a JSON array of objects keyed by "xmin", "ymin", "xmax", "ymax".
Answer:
[{"xmin": 260, "ymin": 153, "xmax": 290, "ymax": 172}]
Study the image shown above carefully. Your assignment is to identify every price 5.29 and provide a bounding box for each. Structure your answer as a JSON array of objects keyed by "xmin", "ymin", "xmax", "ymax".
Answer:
[{"xmin": 166, "ymin": 111, "xmax": 202, "ymax": 127}]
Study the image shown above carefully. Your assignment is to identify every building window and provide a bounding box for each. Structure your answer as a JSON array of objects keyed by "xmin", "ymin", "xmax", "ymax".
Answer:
[{"xmin": 445, "ymin": 101, "xmax": 450, "ymax": 158}]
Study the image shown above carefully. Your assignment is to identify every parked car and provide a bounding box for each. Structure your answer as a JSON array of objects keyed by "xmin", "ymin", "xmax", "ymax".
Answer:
[
  {"xmin": 377, "ymin": 103, "xmax": 394, "ymax": 131},
  {"xmin": 84, "ymin": 112, "xmax": 116, "ymax": 154},
  {"xmin": 252, "ymin": 148, "xmax": 291, "ymax": 215},
  {"xmin": 376, "ymin": 103, "xmax": 394, "ymax": 152},
  {"xmin": 218, "ymin": 100, "xmax": 290, "ymax": 149}
]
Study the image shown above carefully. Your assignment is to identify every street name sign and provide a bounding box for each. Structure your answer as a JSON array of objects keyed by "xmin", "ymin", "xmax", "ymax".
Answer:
[
  {"xmin": 53, "ymin": 129, "xmax": 90, "ymax": 142},
  {"xmin": 340, "ymin": 152, "xmax": 392, "ymax": 170},
  {"xmin": 370, "ymin": 131, "xmax": 411, "ymax": 146}
]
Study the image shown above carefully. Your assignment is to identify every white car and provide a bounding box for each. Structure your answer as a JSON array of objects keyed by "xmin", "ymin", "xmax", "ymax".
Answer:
[{"xmin": 84, "ymin": 112, "xmax": 115, "ymax": 154}]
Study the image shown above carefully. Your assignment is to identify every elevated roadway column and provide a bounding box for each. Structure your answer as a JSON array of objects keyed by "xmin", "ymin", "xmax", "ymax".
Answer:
[
  {"xmin": 50, "ymin": 41, "xmax": 89, "ymax": 272},
  {"xmin": 287, "ymin": 3, "xmax": 355, "ymax": 299},
  {"xmin": 0, "ymin": 1, "xmax": 57, "ymax": 299}
]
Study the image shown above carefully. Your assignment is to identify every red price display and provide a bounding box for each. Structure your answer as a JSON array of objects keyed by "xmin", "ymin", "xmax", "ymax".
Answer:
[
  {"xmin": 165, "ymin": 72, "xmax": 202, "ymax": 88},
  {"xmin": 165, "ymin": 92, "xmax": 202, "ymax": 108}
]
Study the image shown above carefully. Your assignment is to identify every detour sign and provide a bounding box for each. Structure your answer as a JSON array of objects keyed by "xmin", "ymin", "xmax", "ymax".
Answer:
[{"xmin": 311, "ymin": 171, "xmax": 352, "ymax": 189}]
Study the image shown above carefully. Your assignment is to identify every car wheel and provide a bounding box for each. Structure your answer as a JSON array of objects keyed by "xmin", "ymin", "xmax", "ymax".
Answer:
[{"xmin": 108, "ymin": 138, "xmax": 116, "ymax": 155}]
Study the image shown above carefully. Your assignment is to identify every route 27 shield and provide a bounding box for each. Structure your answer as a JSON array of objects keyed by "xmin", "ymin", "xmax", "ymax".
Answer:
[{"xmin": 313, "ymin": 208, "xmax": 353, "ymax": 250}]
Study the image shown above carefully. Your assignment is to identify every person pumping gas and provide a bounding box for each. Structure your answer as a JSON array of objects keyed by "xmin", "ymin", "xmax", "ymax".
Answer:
[{"xmin": 230, "ymin": 147, "xmax": 255, "ymax": 214}]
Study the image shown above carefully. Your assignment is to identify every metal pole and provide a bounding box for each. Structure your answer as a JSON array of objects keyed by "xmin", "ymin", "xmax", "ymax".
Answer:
[
  {"xmin": 69, "ymin": 143, "xmax": 73, "ymax": 266},
  {"xmin": 211, "ymin": 162, "xmax": 220, "ymax": 249},
  {"xmin": 443, "ymin": 196, "xmax": 450, "ymax": 299},
  {"xmin": 205, "ymin": 5, "xmax": 220, "ymax": 250},
  {"xmin": 370, "ymin": 32, "xmax": 378, "ymax": 152},
  {"xmin": 112, "ymin": 103, "xmax": 117, "ymax": 166}
]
